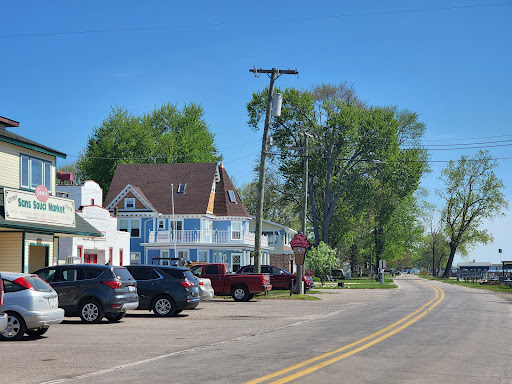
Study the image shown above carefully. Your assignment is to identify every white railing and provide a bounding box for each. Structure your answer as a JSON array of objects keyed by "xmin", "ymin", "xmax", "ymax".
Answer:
[{"xmin": 148, "ymin": 230, "xmax": 268, "ymax": 246}]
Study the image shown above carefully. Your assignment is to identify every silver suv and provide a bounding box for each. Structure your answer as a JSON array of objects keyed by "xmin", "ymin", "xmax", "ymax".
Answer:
[
  {"xmin": 0, "ymin": 273, "xmax": 8, "ymax": 334},
  {"xmin": 0, "ymin": 272, "xmax": 64, "ymax": 341}
]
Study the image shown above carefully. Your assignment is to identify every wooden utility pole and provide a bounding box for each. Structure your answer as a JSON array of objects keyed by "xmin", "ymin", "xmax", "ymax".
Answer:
[{"xmin": 250, "ymin": 67, "xmax": 298, "ymax": 273}]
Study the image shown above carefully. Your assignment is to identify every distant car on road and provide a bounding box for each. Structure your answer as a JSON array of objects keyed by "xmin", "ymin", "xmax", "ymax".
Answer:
[
  {"xmin": 35, "ymin": 264, "xmax": 138, "ymax": 323},
  {"xmin": 236, "ymin": 265, "xmax": 314, "ymax": 291},
  {"xmin": 125, "ymin": 265, "xmax": 200, "ymax": 316},
  {"xmin": 0, "ymin": 272, "xmax": 64, "ymax": 341}
]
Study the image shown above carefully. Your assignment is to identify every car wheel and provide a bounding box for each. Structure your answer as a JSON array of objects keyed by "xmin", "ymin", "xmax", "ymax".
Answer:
[
  {"xmin": 26, "ymin": 327, "xmax": 49, "ymax": 337},
  {"xmin": 232, "ymin": 286, "xmax": 250, "ymax": 302},
  {"xmin": 0, "ymin": 312, "xmax": 27, "ymax": 341},
  {"xmin": 105, "ymin": 312, "xmax": 126, "ymax": 322},
  {"xmin": 79, "ymin": 299, "xmax": 104, "ymax": 323},
  {"xmin": 152, "ymin": 295, "xmax": 176, "ymax": 317}
]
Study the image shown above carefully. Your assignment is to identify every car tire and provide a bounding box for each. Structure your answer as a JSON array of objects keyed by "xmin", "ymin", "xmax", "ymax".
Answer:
[
  {"xmin": 0, "ymin": 312, "xmax": 27, "ymax": 341},
  {"xmin": 26, "ymin": 327, "xmax": 49, "ymax": 337},
  {"xmin": 152, "ymin": 295, "xmax": 176, "ymax": 317},
  {"xmin": 105, "ymin": 312, "xmax": 126, "ymax": 322},
  {"xmin": 232, "ymin": 286, "xmax": 250, "ymax": 302},
  {"xmin": 79, "ymin": 299, "xmax": 105, "ymax": 323}
]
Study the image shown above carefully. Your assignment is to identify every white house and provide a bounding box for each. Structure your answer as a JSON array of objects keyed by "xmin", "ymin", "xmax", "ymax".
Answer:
[{"xmin": 57, "ymin": 180, "xmax": 130, "ymax": 265}]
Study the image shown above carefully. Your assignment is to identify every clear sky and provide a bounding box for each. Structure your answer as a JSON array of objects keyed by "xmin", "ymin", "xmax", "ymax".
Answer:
[{"xmin": 1, "ymin": 1, "xmax": 511, "ymax": 265}]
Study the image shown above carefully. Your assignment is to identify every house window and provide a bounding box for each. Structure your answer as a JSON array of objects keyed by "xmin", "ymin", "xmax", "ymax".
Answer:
[
  {"xmin": 157, "ymin": 219, "xmax": 165, "ymax": 230},
  {"xmin": 177, "ymin": 250, "xmax": 189, "ymax": 261},
  {"xmin": 177, "ymin": 183, "xmax": 186, "ymax": 194},
  {"xmin": 119, "ymin": 218, "xmax": 140, "ymax": 237},
  {"xmin": 228, "ymin": 190, "xmax": 237, "ymax": 203},
  {"xmin": 20, "ymin": 154, "xmax": 52, "ymax": 192},
  {"xmin": 198, "ymin": 250, "xmax": 209, "ymax": 262},
  {"xmin": 231, "ymin": 221, "xmax": 242, "ymax": 240},
  {"xmin": 263, "ymin": 231, "xmax": 276, "ymax": 245},
  {"xmin": 130, "ymin": 252, "xmax": 141, "ymax": 264},
  {"xmin": 124, "ymin": 198, "xmax": 135, "ymax": 209}
]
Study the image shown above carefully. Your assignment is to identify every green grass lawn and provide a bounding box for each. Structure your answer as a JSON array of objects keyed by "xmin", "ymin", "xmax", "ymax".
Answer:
[
  {"xmin": 314, "ymin": 278, "xmax": 397, "ymax": 289},
  {"xmin": 419, "ymin": 275, "xmax": 512, "ymax": 293}
]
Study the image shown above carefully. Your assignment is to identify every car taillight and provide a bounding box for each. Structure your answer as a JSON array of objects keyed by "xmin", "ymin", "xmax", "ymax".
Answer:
[
  {"xmin": 198, "ymin": 280, "xmax": 204, "ymax": 286},
  {"xmin": 102, "ymin": 281, "xmax": 122, "ymax": 289},
  {"xmin": 13, "ymin": 277, "xmax": 35, "ymax": 290},
  {"xmin": 180, "ymin": 279, "xmax": 194, "ymax": 288},
  {"xmin": 261, "ymin": 275, "xmax": 266, "ymax": 284}
]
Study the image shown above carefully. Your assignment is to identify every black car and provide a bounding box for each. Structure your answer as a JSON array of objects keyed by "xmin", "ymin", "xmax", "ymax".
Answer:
[
  {"xmin": 34, "ymin": 264, "xmax": 138, "ymax": 323},
  {"xmin": 125, "ymin": 265, "xmax": 199, "ymax": 317}
]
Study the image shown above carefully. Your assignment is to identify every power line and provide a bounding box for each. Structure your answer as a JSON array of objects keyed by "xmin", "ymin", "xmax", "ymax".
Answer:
[
  {"xmin": 1, "ymin": 2, "xmax": 510, "ymax": 39},
  {"xmin": 421, "ymin": 133, "xmax": 512, "ymax": 142}
]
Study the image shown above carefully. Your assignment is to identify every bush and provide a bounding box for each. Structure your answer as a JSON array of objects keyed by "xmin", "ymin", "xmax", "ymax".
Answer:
[{"xmin": 313, "ymin": 276, "xmax": 321, "ymax": 283}]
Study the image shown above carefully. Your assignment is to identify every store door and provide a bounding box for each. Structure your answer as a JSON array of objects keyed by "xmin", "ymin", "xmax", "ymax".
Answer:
[
  {"xmin": 29, "ymin": 245, "xmax": 48, "ymax": 273},
  {"xmin": 84, "ymin": 254, "xmax": 98, "ymax": 264}
]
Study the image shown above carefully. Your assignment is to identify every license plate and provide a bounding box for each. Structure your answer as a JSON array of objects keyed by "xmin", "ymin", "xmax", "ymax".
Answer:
[{"xmin": 128, "ymin": 286, "xmax": 136, "ymax": 292}]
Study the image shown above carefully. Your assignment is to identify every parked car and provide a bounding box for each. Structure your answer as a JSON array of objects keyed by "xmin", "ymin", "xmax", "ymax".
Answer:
[
  {"xmin": 0, "ymin": 272, "xmax": 8, "ymax": 335},
  {"xmin": 125, "ymin": 265, "xmax": 200, "ymax": 316},
  {"xmin": 190, "ymin": 263, "xmax": 271, "ymax": 302},
  {"xmin": 34, "ymin": 264, "xmax": 138, "ymax": 323},
  {"xmin": 0, "ymin": 272, "xmax": 64, "ymax": 341},
  {"xmin": 191, "ymin": 276, "xmax": 214, "ymax": 301},
  {"xmin": 236, "ymin": 265, "xmax": 314, "ymax": 291}
]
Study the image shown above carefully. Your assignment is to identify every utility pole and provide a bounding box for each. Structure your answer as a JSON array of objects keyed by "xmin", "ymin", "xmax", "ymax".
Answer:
[{"xmin": 250, "ymin": 67, "xmax": 298, "ymax": 273}]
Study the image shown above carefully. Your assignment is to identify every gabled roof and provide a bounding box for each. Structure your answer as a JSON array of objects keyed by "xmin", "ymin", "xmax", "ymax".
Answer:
[
  {"xmin": 213, "ymin": 166, "xmax": 250, "ymax": 217},
  {"xmin": 104, "ymin": 163, "xmax": 250, "ymax": 217},
  {"xmin": 0, "ymin": 124, "xmax": 67, "ymax": 159},
  {"xmin": 105, "ymin": 184, "xmax": 157, "ymax": 212}
]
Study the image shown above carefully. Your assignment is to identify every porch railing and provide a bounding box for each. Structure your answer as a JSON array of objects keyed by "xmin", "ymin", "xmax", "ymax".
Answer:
[{"xmin": 147, "ymin": 230, "xmax": 267, "ymax": 246}]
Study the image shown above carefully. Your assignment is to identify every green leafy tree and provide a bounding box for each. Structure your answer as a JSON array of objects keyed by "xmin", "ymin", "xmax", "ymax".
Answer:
[
  {"xmin": 306, "ymin": 242, "xmax": 339, "ymax": 285},
  {"xmin": 438, "ymin": 150, "xmax": 508, "ymax": 278},
  {"xmin": 238, "ymin": 165, "xmax": 300, "ymax": 230},
  {"xmin": 77, "ymin": 103, "xmax": 218, "ymax": 197},
  {"xmin": 247, "ymin": 83, "xmax": 428, "ymax": 249}
]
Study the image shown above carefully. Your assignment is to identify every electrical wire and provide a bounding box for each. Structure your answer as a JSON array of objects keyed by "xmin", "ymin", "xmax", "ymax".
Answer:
[{"xmin": 1, "ymin": 2, "xmax": 510, "ymax": 39}]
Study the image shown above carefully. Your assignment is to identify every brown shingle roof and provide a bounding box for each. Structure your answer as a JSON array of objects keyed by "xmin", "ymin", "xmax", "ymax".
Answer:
[
  {"xmin": 213, "ymin": 166, "xmax": 250, "ymax": 217},
  {"xmin": 104, "ymin": 163, "xmax": 250, "ymax": 218}
]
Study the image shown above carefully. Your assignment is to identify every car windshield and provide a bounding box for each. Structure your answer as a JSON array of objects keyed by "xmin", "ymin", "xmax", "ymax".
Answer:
[
  {"xmin": 25, "ymin": 276, "xmax": 53, "ymax": 292},
  {"xmin": 113, "ymin": 267, "xmax": 135, "ymax": 281}
]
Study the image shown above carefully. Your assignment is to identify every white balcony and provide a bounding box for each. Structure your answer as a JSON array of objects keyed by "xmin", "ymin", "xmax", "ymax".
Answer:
[{"xmin": 147, "ymin": 230, "xmax": 268, "ymax": 246}]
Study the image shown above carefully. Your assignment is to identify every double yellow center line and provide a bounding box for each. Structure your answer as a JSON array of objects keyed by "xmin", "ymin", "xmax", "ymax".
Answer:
[{"xmin": 246, "ymin": 281, "xmax": 445, "ymax": 384}]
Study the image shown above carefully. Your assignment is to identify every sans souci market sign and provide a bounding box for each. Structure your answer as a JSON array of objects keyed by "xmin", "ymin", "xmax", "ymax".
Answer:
[{"xmin": 4, "ymin": 187, "xmax": 76, "ymax": 227}]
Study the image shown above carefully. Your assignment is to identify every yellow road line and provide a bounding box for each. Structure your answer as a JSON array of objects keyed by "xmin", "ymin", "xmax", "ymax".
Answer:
[{"xmin": 245, "ymin": 282, "xmax": 444, "ymax": 384}]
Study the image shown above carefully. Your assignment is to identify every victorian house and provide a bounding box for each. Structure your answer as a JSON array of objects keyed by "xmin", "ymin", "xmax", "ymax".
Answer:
[{"xmin": 103, "ymin": 162, "xmax": 270, "ymax": 272}]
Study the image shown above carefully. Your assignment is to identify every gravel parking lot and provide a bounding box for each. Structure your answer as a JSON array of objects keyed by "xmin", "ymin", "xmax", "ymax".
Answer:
[{"xmin": 1, "ymin": 289, "xmax": 397, "ymax": 384}]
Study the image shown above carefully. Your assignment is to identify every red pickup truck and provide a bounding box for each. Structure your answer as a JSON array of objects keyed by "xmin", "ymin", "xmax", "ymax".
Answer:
[{"xmin": 190, "ymin": 263, "xmax": 271, "ymax": 302}]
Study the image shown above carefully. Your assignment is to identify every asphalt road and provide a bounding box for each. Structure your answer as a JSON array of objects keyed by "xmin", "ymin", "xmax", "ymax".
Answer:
[{"xmin": 2, "ymin": 275, "xmax": 512, "ymax": 384}]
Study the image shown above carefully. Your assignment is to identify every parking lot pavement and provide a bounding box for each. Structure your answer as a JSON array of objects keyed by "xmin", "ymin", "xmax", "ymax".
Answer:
[{"xmin": 0, "ymin": 289, "xmax": 396, "ymax": 384}]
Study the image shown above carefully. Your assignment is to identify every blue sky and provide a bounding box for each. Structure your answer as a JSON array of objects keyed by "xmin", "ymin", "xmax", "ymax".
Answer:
[{"xmin": 1, "ymin": 1, "xmax": 511, "ymax": 264}]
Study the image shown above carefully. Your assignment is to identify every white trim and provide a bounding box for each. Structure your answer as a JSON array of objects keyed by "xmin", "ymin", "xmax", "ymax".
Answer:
[{"xmin": 106, "ymin": 184, "xmax": 156, "ymax": 212}]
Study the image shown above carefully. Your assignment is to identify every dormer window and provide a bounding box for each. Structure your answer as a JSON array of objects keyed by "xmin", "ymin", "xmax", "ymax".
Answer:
[
  {"xmin": 177, "ymin": 183, "xmax": 186, "ymax": 194},
  {"xmin": 124, "ymin": 198, "xmax": 135, "ymax": 209},
  {"xmin": 228, "ymin": 190, "xmax": 236, "ymax": 203}
]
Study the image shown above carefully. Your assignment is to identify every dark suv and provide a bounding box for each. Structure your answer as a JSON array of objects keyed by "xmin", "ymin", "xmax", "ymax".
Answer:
[
  {"xmin": 34, "ymin": 264, "xmax": 138, "ymax": 323},
  {"xmin": 125, "ymin": 265, "xmax": 199, "ymax": 317}
]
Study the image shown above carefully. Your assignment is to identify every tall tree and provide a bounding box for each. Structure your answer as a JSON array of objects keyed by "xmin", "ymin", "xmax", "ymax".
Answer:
[
  {"xmin": 237, "ymin": 165, "xmax": 300, "ymax": 230},
  {"xmin": 247, "ymin": 83, "xmax": 428, "ymax": 248},
  {"xmin": 438, "ymin": 150, "xmax": 508, "ymax": 278},
  {"xmin": 77, "ymin": 103, "xmax": 218, "ymax": 196}
]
